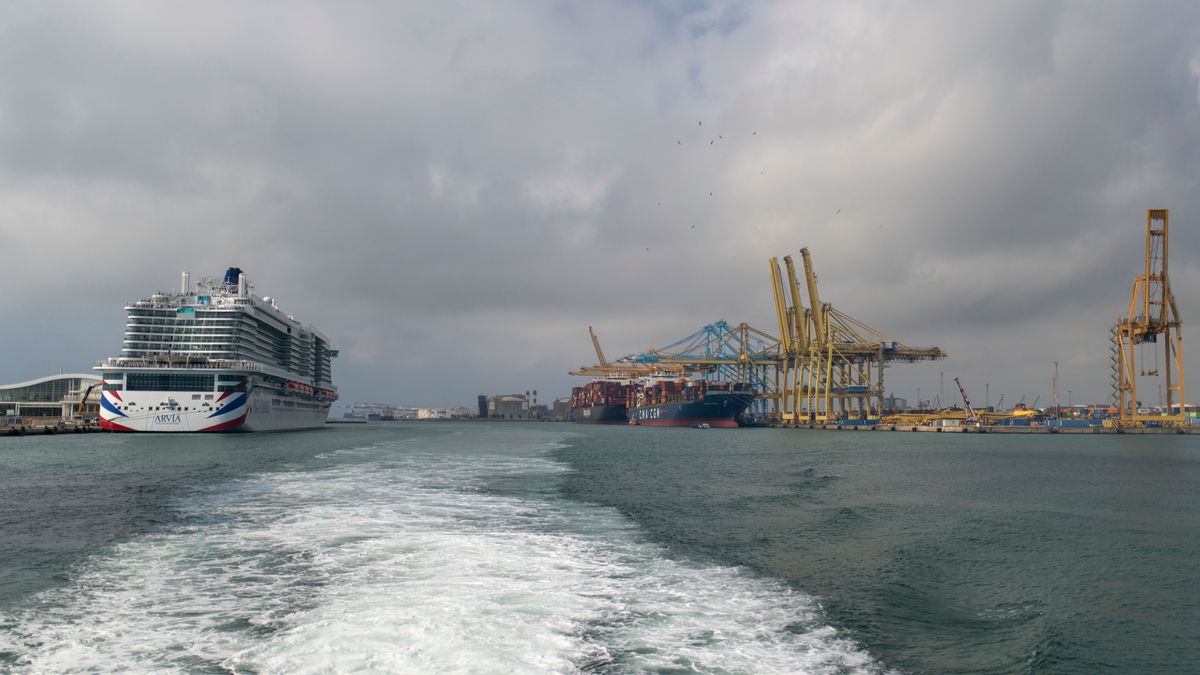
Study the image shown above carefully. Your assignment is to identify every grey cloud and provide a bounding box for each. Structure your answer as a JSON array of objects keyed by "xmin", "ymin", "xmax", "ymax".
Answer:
[{"xmin": 2, "ymin": 1, "xmax": 1200, "ymax": 407}]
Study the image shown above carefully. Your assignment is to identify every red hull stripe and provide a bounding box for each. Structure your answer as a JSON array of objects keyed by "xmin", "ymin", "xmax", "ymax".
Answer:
[
  {"xmin": 100, "ymin": 418, "xmax": 136, "ymax": 432},
  {"xmin": 109, "ymin": 390, "xmax": 123, "ymax": 402},
  {"xmin": 635, "ymin": 418, "xmax": 739, "ymax": 428},
  {"xmin": 200, "ymin": 412, "xmax": 248, "ymax": 432}
]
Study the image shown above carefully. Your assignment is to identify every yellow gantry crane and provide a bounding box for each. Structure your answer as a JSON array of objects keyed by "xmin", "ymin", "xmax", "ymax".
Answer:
[
  {"xmin": 572, "ymin": 247, "xmax": 945, "ymax": 423},
  {"xmin": 571, "ymin": 327, "xmax": 686, "ymax": 379},
  {"xmin": 1111, "ymin": 209, "xmax": 1186, "ymax": 427},
  {"xmin": 769, "ymin": 248, "xmax": 946, "ymax": 422}
]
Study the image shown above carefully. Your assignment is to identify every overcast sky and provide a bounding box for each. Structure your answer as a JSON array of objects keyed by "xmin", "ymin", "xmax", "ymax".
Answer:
[{"xmin": 3, "ymin": 1, "xmax": 1200, "ymax": 409}]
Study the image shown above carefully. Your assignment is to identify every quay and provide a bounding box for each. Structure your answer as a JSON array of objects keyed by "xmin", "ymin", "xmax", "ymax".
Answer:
[
  {"xmin": 766, "ymin": 423, "xmax": 1196, "ymax": 435},
  {"xmin": 2, "ymin": 422, "xmax": 104, "ymax": 436}
]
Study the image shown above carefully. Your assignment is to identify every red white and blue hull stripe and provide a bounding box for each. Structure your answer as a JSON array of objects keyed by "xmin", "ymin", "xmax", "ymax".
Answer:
[
  {"xmin": 100, "ymin": 389, "xmax": 249, "ymax": 432},
  {"xmin": 99, "ymin": 388, "xmax": 329, "ymax": 432}
]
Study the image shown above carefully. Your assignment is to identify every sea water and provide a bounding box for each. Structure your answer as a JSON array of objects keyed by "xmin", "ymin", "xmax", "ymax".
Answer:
[{"xmin": 1, "ymin": 423, "xmax": 1196, "ymax": 673}]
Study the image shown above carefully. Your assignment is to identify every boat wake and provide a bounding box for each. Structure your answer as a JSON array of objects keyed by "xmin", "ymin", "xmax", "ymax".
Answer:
[{"xmin": 0, "ymin": 428, "xmax": 886, "ymax": 674}]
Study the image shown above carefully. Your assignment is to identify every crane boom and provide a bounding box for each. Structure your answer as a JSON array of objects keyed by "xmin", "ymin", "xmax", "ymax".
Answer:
[
  {"xmin": 76, "ymin": 383, "xmax": 99, "ymax": 419},
  {"xmin": 783, "ymin": 255, "xmax": 807, "ymax": 352},
  {"xmin": 768, "ymin": 258, "xmax": 793, "ymax": 354},
  {"xmin": 799, "ymin": 247, "xmax": 825, "ymax": 345},
  {"xmin": 588, "ymin": 326, "xmax": 609, "ymax": 367},
  {"xmin": 954, "ymin": 377, "xmax": 977, "ymax": 420}
]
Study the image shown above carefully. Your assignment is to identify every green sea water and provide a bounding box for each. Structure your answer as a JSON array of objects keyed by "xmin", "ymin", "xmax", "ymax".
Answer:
[
  {"xmin": 559, "ymin": 426, "xmax": 1200, "ymax": 673},
  {"xmin": 0, "ymin": 423, "xmax": 1196, "ymax": 673}
]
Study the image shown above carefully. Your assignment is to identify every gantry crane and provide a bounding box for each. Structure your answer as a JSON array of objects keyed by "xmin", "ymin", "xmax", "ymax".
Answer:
[
  {"xmin": 1111, "ymin": 209, "xmax": 1187, "ymax": 427},
  {"xmin": 612, "ymin": 320, "xmax": 783, "ymax": 416},
  {"xmin": 572, "ymin": 246, "xmax": 946, "ymax": 423},
  {"xmin": 768, "ymin": 248, "xmax": 945, "ymax": 422},
  {"xmin": 571, "ymin": 327, "xmax": 686, "ymax": 379}
]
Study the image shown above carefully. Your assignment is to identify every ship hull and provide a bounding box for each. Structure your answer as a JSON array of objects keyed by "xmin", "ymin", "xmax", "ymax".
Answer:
[
  {"xmin": 628, "ymin": 392, "xmax": 754, "ymax": 428},
  {"xmin": 100, "ymin": 386, "xmax": 332, "ymax": 433},
  {"xmin": 571, "ymin": 404, "xmax": 628, "ymax": 424}
]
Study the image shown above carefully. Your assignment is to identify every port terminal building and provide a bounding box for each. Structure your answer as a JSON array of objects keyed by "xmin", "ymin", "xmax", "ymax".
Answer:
[
  {"xmin": 552, "ymin": 397, "xmax": 571, "ymax": 421},
  {"xmin": 1, "ymin": 374, "xmax": 102, "ymax": 425},
  {"xmin": 488, "ymin": 394, "xmax": 529, "ymax": 419}
]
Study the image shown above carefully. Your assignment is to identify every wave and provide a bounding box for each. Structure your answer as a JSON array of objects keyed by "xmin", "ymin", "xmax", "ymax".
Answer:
[{"xmin": 0, "ymin": 428, "xmax": 886, "ymax": 674}]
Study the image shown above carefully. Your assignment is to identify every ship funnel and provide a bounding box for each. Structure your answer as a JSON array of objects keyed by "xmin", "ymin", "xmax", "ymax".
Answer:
[
  {"xmin": 223, "ymin": 267, "xmax": 243, "ymax": 288},
  {"xmin": 181, "ymin": 271, "xmax": 190, "ymax": 294}
]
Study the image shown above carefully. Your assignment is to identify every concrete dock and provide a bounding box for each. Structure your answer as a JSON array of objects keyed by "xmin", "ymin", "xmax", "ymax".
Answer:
[
  {"xmin": 2, "ymin": 422, "xmax": 104, "ymax": 436},
  {"xmin": 768, "ymin": 422, "xmax": 1195, "ymax": 435}
]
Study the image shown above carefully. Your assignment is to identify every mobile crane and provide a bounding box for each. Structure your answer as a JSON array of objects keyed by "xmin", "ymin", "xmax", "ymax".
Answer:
[{"xmin": 954, "ymin": 377, "xmax": 980, "ymax": 426}]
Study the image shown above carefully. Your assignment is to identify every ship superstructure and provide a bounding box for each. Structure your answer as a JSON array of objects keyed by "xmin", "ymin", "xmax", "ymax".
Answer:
[{"xmin": 97, "ymin": 268, "xmax": 338, "ymax": 432}]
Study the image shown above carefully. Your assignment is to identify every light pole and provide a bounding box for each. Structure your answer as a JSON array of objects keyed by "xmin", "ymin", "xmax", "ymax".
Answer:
[
  {"xmin": 1068, "ymin": 390, "xmax": 1073, "ymax": 416},
  {"xmin": 1053, "ymin": 361, "xmax": 1060, "ymax": 419}
]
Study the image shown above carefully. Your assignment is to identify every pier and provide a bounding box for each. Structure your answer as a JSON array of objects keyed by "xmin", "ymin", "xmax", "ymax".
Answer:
[
  {"xmin": 2, "ymin": 421, "xmax": 104, "ymax": 436},
  {"xmin": 766, "ymin": 422, "xmax": 1195, "ymax": 435}
]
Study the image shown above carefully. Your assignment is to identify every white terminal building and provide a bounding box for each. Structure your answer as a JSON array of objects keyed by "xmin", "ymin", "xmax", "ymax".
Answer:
[{"xmin": 0, "ymin": 374, "xmax": 102, "ymax": 424}]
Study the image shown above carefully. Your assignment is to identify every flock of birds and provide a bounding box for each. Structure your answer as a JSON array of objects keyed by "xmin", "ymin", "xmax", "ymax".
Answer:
[
  {"xmin": 647, "ymin": 120, "xmax": 758, "ymax": 255},
  {"xmin": 674, "ymin": 120, "xmax": 755, "ymax": 151},
  {"xmin": 643, "ymin": 121, "xmax": 847, "ymax": 255}
]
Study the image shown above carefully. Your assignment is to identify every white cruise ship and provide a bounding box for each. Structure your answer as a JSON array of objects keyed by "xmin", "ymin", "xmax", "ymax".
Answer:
[{"xmin": 97, "ymin": 268, "xmax": 338, "ymax": 432}]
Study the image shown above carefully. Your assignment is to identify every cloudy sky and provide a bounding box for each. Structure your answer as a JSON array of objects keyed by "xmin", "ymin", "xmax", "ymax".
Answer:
[{"xmin": 3, "ymin": 1, "xmax": 1200, "ymax": 409}]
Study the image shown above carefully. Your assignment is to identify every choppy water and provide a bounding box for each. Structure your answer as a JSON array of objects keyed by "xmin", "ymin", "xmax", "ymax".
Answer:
[{"xmin": 0, "ymin": 423, "xmax": 1197, "ymax": 673}]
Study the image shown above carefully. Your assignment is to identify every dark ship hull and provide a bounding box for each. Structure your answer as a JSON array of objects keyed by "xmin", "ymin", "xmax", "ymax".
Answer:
[
  {"xmin": 628, "ymin": 391, "xmax": 755, "ymax": 428},
  {"xmin": 570, "ymin": 380, "xmax": 631, "ymax": 425},
  {"xmin": 571, "ymin": 404, "xmax": 628, "ymax": 424}
]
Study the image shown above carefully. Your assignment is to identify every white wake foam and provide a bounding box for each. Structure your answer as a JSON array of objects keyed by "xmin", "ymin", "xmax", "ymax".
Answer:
[{"xmin": 0, "ymin": 427, "xmax": 885, "ymax": 674}]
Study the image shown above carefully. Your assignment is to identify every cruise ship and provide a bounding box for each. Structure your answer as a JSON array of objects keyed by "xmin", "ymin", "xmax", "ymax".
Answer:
[{"xmin": 97, "ymin": 268, "xmax": 338, "ymax": 432}]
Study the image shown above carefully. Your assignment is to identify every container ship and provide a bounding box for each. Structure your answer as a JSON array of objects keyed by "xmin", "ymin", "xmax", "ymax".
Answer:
[
  {"xmin": 570, "ymin": 380, "xmax": 630, "ymax": 423},
  {"xmin": 97, "ymin": 268, "xmax": 338, "ymax": 432},
  {"xmin": 627, "ymin": 379, "xmax": 755, "ymax": 428}
]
